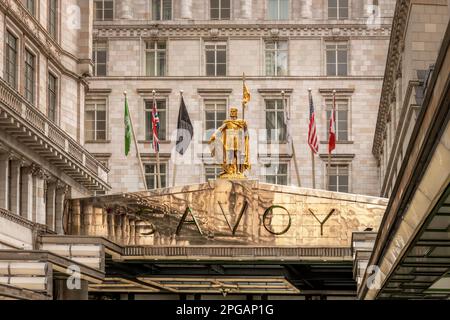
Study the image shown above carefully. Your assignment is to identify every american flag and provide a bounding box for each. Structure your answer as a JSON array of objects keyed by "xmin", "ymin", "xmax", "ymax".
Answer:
[
  {"xmin": 151, "ymin": 98, "xmax": 160, "ymax": 152},
  {"xmin": 328, "ymin": 91, "xmax": 337, "ymax": 154},
  {"xmin": 308, "ymin": 91, "xmax": 319, "ymax": 154}
]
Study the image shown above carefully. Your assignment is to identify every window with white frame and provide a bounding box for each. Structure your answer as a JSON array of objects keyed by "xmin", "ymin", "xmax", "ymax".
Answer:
[
  {"xmin": 263, "ymin": 163, "xmax": 288, "ymax": 186},
  {"xmin": 328, "ymin": 0, "xmax": 348, "ymax": 19},
  {"xmin": 145, "ymin": 99, "xmax": 167, "ymax": 141},
  {"xmin": 5, "ymin": 31, "xmax": 18, "ymax": 89},
  {"xmin": 24, "ymin": 50, "xmax": 36, "ymax": 104},
  {"xmin": 268, "ymin": 0, "xmax": 289, "ymax": 20},
  {"xmin": 145, "ymin": 163, "xmax": 167, "ymax": 190},
  {"xmin": 94, "ymin": 0, "xmax": 114, "ymax": 21},
  {"xmin": 145, "ymin": 41, "xmax": 166, "ymax": 76},
  {"xmin": 205, "ymin": 165, "xmax": 222, "ymax": 181},
  {"xmin": 326, "ymin": 43, "xmax": 348, "ymax": 76},
  {"xmin": 210, "ymin": 0, "xmax": 231, "ymax": 20},
  {"xmin": 85, "ymin": 99, "xmax": 107, "ymax": 141},
  {"xmin": 48, "ymin": 72, "xmax": 58, "ymax": 123},
  {"xmin": 93, "ymin": 41, "xmax": 108, "ymax": 76},
  {"xmin": 328, "ymin": 163, "xmax": 349, "ymax": 193},
  {"xmin": 326, "ymin": 99, "xmax": 349, "ymax": 141},
  {"xmin": 152, "ymin": 0, "xmax": 172, "ymax": 20},
  {"xmin": 48, "ymin": 0, "xmax": 58, "ymax": 39},
  {"xmin": 205, "ymin": 99, "xmax": 227, "ymax": 140},
  {"xmin": 265, "ymin": 41, "xmax": 288, "ymax": 76},
  {"xmin": 205, "ymin": 43, "xmax": 227, "ymax": 76},
  {"xmin": 265, "ymin": 99, "xmax": 287, "ymax": 142}
]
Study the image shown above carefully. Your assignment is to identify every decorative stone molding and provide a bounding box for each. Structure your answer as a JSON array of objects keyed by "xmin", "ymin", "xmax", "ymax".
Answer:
[
  {"xmin": 30, "ymin": 164, "xmax": 47, "ymax": 180},
  {"xmin": 94, "ymin": 24, "xmax": 391, "ymax": 39},
  {"xmin": 372, "ymin": 0, "xmax": 410, "ymax": 160}
]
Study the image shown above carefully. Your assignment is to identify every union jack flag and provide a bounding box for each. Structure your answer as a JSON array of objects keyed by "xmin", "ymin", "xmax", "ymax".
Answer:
[
  {"xmin": 308, "ymin": 91, "xmax": 319, "ymax": 154},
  {"xmin": 151, "ymin": 98, "xmax": 160, "ymax": 152}
]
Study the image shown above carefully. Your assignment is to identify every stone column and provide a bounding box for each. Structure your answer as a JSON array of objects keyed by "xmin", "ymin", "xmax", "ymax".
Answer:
[
  {"xmin": 9, "ymin": 160, "xmax": 22, "ymax": 215},
  {"xmin": 31, "ymin": 165, "xmax": 46, "ymax": 225},
  {"xmin": 55, "ymin": 183, "xmax": 67, "ymax": 235},
  {"xmin": 241, "ymin": 0, "xmax": 252, "ymax": 19},
  {"xmin": 181, "ymin": 0, "xmax": 192, "ymax": 19},
  {"xmin": 119, "ymin": 0, "xmax": 133, "ymax": 19},
  {"xmin": 21, "ymin": 166, "xmax": 34, "ymax": 221},
  {"xmin": 0, "ymin": 153, "xmax": 10, "ymax": 210},
  {"xmin": 46, "ymin": 181, "xmax": 57, "ymax": 231},
  {"xmin": 301, "ymin": 0, "xmax": 312, "ymax": 19}
]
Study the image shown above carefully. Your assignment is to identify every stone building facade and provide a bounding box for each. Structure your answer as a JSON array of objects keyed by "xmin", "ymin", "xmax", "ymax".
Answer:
[
  {"xmin": 87, "ymin": 0, "xmax": 395, "ymax": 196},
  {"xmin": 0, "ymin": 0, "xmax": 109, "ymax": 248}
]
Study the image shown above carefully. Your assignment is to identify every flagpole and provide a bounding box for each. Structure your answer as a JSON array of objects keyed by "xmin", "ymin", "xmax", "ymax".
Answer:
[
  {"xmin": 282, "ymin": 91, "xmax": 301, "ymax": 187},
  {"xmin": 309, "ymin": 89, "xmax": 316, "ymax": 189},
  {"xmin": 242, "ymin": 73, "xmax": 246, "ymax": 120},
  {"xmin": 124, "ymin": 91, "xmax": 148, "ymax": 191},
  {"xmin": 172, "ymin": 90, "xmax": 183, "ymax": 187},
  {"xmin": 153, "ymin": 90, "xmax": 162, "ymax": 189}
]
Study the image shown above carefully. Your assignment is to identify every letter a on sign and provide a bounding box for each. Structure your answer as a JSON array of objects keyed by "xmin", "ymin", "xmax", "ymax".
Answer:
[{"xmin": 176, "ymin": 207, "xmax": 203, "ymax": 236}]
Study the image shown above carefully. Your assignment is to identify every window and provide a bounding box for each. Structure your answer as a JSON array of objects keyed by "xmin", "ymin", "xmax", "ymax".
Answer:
[
  {"xmin": 205, "ymin": 43, "xmax": 227, "ymax": 76},
  {"xmin": 326, "ymin": 99, "xmax": 349, "ymax": 141},
  {"xmin": 268, "ymin": 0, "xmax": 289, "ymax": 20},
  {"xmin": 48, "ymin": 73, "xmax": 58, "ymax": 123},
  {"xmin": 48, "ymin": 0, "xmax": 58, "ymax": 39},
  {"xmin": 265, "ymin": 100, "xmax": 287, "ymax": 142},
  {"xmin": 85, "ymin": 99, "xmax": 107, "ymax": 141},
  {"xmin": 265, "ymin": 41, "xmax": 288, "ymax": 76},
  {"xmin": 24, "ymin": 50, "xmax": 36, "ymax": 104},
  {"xmin": 145, "ymin": 41, "xmax": 166, "ymax": 76},
  {"xmin": 5, "ymin": 32, "xmax": 18, "ymax": 89},
  {"xmin": 211, "ymin": 0, "xmax": 230, "ymax": 20},
  {"xmin": 93, "ymin": 41, "xmax": 108, "ymax": 76},
  {"xmin": 328, "ymin": 0, "xmax": 348, "ymax": 19},
  {"xmin": 94, "ymin": 0, "xmax": 114, "ymax": 21},
  {"xmin": 145, "ymin": 100, "xmax": 167, "ymax": 141},
  {"xmin": 326, "ymin": 43, "xmax": 348, "ymax": 76},
  {"xmin": 205, "ymin": 99, "xmax": 227, "ymax": 140},
  {"xmin": 205, "ymin": 165, "xmax": 222, "ymax": 181},
  {"xmin": 328, "ymin": 164, "xmax": 349, "ymax": 193},
  {"xmin": 145, "ymin": 163, "xmax": 167, "ymax": 190},
  {"xmin": 152, "ymin": 0, "xmax": 172, "ymax": 20},
  {"xmin": 24, "ymin": 0, "xmax": 36, "ymax": 16},
  {"xmin": 263, "ymin": 163, "xmax": 288, "ymax": 186}
]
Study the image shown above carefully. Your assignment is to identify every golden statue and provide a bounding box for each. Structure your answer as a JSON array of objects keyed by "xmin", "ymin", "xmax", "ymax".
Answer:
[{"xmin": 209, "ymin": 107, "xmax": 250, "ymax": 179}]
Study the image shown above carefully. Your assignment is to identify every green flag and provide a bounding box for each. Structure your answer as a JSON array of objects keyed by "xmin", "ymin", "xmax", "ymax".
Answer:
[{"xmin": 124, "ymin": 95, "xmax": 132, "ymax": 156}]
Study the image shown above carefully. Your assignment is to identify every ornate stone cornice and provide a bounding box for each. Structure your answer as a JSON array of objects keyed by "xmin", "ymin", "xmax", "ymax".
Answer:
[
  {"xmin": 94, "ymin": 24, "xmax": 392, "ymax": 39},
  {"xmin": 372, "ymin": 0, "xmax": 410, "ymax": 160}
]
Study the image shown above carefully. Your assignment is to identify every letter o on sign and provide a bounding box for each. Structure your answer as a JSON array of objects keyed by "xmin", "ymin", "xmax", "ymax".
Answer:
[{"xmin": 263, "ymin": 205, "xmax": 292, "ymax": 235}]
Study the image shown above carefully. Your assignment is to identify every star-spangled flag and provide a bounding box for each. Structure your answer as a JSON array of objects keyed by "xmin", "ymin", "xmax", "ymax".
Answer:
[
  {"xmin": 329, "ymin": 91, "xmax": 337, "ymax": 154},
  {"xmin": 151, "ymin": 97, "xmax": 160, "ymax": 152},
  {"xmin": 308, "ymin": 91, "xmax": 319, "ymax": 154}
]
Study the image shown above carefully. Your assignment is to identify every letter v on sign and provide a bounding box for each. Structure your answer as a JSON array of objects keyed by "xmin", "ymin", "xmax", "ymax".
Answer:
[
  {"xmin": 218, "ymin": 201, "xmax": 249, "ymax": 236},
  {"xmin": 308, "ymin": 208, "xmax": 336, "ymax": 236}
]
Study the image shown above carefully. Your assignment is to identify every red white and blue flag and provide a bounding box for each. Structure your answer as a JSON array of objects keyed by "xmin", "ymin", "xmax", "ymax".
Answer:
[
  {"xmin": 328, "ymin": 92, "xmax": 337, "ymax": 154},
  {"xmin": 308, "ymin": 91, "xmax": 319, "ymax": 154},
  {"xmin": 151, "ymin": 98, "xmax": 160, "ymax": 152}
]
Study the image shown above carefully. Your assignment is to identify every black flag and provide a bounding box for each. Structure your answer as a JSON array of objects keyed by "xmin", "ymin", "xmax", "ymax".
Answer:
[{"xmin": 176, "ymin": 96, "xmax": 194, "ymax": 155}]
